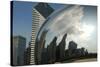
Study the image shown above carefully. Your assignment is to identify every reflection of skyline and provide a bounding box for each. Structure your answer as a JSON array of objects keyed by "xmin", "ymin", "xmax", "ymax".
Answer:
[
  {"xmin": 12, "ymin": 1, "xmax": 97, "ymax": 65},
  {"xmin": 38, "ymin": 5, "xmax": 97, "ymax": 53},
  {"xmin": 36, "ymin": 31, "xmax": 97, "ymax": 64},
  {"xmin": 13, "ymin": 1, "xmax": 97, "ymax": 52}
]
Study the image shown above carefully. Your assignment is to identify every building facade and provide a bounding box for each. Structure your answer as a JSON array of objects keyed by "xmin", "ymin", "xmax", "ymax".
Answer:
[
  {"xmin": 13, "ymin": 36, "xmax": 26, "ymax": 65},
  {"xmin": 24, "ymin": 42, "xmax": 31, "ymax": 65},
  {"xmin": 30, "ymin": 3, "xmax": 54, "ymax": 64}
]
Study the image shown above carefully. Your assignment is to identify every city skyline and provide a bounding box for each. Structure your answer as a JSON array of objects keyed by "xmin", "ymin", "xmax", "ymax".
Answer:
[
  {"xmin": 13, "ymin": 1, "xmax": 97, "ymax": 52},
  {"xmin": 12, "ymin": 1, "xmax": 97, "ymax": 65}
]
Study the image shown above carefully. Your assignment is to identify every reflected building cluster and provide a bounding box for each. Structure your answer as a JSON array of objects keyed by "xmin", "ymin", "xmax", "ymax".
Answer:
[
  {"xmin": 12, "ymin": 2, "xmax": 97, "ymax": 66},
  {"xmin": 65, "ymin": 41, "xmax": 88, "ymax": 59},
  {"xmin": 36, "ymin": 30, "xmax": 90, "ymax": 64}
]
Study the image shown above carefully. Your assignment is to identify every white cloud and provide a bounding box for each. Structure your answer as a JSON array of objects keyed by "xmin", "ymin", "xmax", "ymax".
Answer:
[{"xmin": 48, "ymin": 5, "xmax": 84, "ymax": 36}]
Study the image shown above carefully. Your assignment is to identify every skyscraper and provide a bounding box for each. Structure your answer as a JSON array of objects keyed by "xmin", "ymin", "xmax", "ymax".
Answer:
[
  {"xmin": 47, "ymin": 37, "xmax": 57, "ymax": 64},
  {"xmin": 58, "ymin": 33, "xmax": 67, "ymax": 61},
  {"xmin": 24, "ymin": 42, "xmax": 31, "ymax": 65},
  {"xmin": 30, "ymin": 3, "xmax": 54, "ymax": 64},
  {"xmin": 13, "ymin": 36, "xmax": 26, "ymax": 65}
]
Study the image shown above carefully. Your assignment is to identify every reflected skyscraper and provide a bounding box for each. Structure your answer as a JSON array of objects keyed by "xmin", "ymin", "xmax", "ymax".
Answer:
[
  {"xmin": 47, "ymin": 37, "xmax": 57, "ymax": 63},
  {"xmin": 57, "ymin": 33, "xmax": 67, "ymax": 61}
]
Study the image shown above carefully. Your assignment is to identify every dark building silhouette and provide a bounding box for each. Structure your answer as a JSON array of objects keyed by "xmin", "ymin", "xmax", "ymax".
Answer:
[
  {"xmin": 85, "ymin": 49, "xmax": 88, "ymax": 55},
  {"xmin": 68, "ymin": 41, "xmax": 77, "ymax": 56},
  {"xmin": 80, "ymin": 47, "xmax": 86, "ymax": 55},
  {"xmin": 47, "ymin": 45, "xmax": 50, "ymax": 63},
  {"xmin": 41, "ymin": 48, "xmax": 48, "ymax": 64},
  {"xmin": 57, "ymin": 33, "xmax": 67, "ymax": 61},
  {"xmin": 47, "ymin": 37, "xmax": 57, "ymax": 64},
  {"xmin": 68, "ymin": 41, "xmax": 77, "ymax": 50},
  {"xmin": 56, "ymin": 46, "xmax": 59, "ymax": 61},
  {"xmin": 24, "ymin": 42, "xmax": 31, "ymax": 65},
  {"xmin": 65, "ymin": 41, "xmax": 89, "ymax": 59}
]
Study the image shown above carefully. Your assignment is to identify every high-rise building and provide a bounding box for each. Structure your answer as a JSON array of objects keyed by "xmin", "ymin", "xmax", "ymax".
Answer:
[
  {"xmin": 41, "ymin": 48, "xmax": 48, "ymax": 64},
  {"xmin": 13, "ymin": 36, "xmax": 26, "ymax": 65},
  {"xmin": 68, "ymin": 41, "xmax": 77, "ymax": 57},
  {"xmin": 47, "ymin": 37, "xmax": 57, "ymax": 64},
  {"xmin": 24, "ymin": 42, "xmax": 31, "ymax": 65},
  {"xmin": 30, "ymin": 3, "xmax": 54, "ymax": 64},
  {"xmin": 57, "ymin": 33, "xmax": 67, "ymax": 61},
  {"xmin": 36, "ymin": 30, "xmax": 48, "ymax": 64},
  {"xmin": 68, "ymin": 41, "xmax": 77, "ymax": 50}
]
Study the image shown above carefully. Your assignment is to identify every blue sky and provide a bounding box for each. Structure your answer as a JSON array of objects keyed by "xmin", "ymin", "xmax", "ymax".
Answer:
[{"xmin": 13, "ymin": 1, "xmax": 97, "ymax": 51}]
